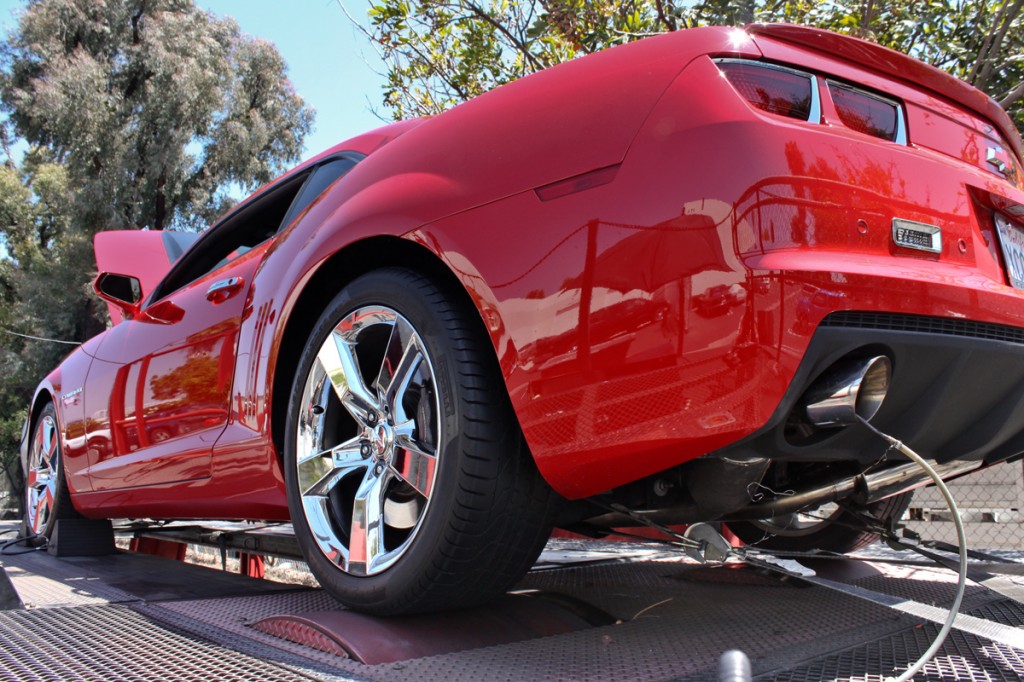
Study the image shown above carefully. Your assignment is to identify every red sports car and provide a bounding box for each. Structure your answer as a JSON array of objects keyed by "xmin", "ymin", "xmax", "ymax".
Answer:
[{"xmin": 21, "ymin": 23, "xmax": 1024, "ymax": 614}]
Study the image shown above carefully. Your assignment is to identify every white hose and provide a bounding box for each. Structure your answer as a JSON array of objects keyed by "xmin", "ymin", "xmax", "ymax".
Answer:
[{"xmin": 857, "ymin": 416, "xmax": 968, "ymax": 682}]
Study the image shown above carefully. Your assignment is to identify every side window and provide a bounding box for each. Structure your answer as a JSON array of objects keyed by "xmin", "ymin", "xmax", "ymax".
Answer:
[
  {"xmin": 147, "ymin": 154, "xmax": 360, "ymax": 304},
  {"xmin": 279, "ymin": 157, "xmax": 357, "ymax": 229},
  {"xmin": 148, "ymin": 171, "xmax": 311, "ymax": 301}
]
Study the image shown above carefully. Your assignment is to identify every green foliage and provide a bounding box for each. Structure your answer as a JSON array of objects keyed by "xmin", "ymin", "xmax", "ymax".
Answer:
[
  {"xmin": 2, "ymin": 0, "xmax": 315, "ymax": 232},
  {"xmin": 362, "ymin": 0, "xmax": 1024, "ymax": 132},
  {"xmin": 0, "ymin": 0, "xmax": 316, "ymax": 506}
]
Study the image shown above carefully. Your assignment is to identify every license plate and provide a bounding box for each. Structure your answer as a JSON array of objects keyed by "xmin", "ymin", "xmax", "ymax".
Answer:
[{"xmin": 995, "ymin": 212, "xmax": 1024, "ymax": 290}]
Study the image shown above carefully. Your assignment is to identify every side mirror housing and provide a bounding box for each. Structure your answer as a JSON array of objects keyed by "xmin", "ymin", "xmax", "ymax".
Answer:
[{"xmin": 94, "ymin": 272, "xmax": 143, "ymax": 321}]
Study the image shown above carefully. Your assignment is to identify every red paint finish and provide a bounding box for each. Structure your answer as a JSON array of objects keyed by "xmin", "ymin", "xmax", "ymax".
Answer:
[
  {"xmin": 238, "ymin": 553, "xmax": 265, "ymax": 579},
  {"xmin": 80, "ymin": 243, "xmax": 267, "ymax": 493},
  {"xmin": 94, "ymin": 231, "xmax": 181, "ymax": 324},
  {"xmin": 30, "ymin": 24, "xmax": 1024, "ymax": 521},
  {"xmin": 130, "ymin": 536, "xmax": 187, "ymax": 561}
]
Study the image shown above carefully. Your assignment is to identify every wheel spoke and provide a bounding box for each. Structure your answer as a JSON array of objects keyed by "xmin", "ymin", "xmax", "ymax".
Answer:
[
  {"xmin": 45, "ymin": 419, "xmax": 57, "ymax": 457},
  {"xmin": 347, "ymin": 469, "xmax": 389, "ymax": 575},
  {"xmin": 300, "ymin": 495, "xmax": 347, "ymax": 566},
  {"xmin": 391, "ymin": 443, "xmax": 437, "ymax": 499},
  {"xmin": 392, "ymin": 420, "xmax": 437, "ymax": 498},
  {"xmin": 330, "ymin": 437, "xmax": 366, "ymax": 468},
  {"xmin": 44, "ymin": 478, "xmax": 56, "ymax": 508},
  {"xmin": 34, "ymin": 491, "xmax": 48, "ymax": 528},
  {"xmin": 317, "ymin": 332, "xmax": 379, "ymax": 423},
  {"xmin": 374, "ymin": 318, "xmax": 420, "ymax": 416},
  {"xmin": 299, "ymin": 436, "xmax": 366, "ymax": 497}
]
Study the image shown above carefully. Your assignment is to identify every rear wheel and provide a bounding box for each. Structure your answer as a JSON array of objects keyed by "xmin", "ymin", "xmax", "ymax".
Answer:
[
  {"xmin": 284, "ymin": 268, "xmax": 557, "ymax": 615},
  {"xmin": 23, "ymin": 403, "xmax": 78, "ymax": 541},
  {"xmin": 728, "ymin": 492, "xmax": 912, "ymax": 553}
]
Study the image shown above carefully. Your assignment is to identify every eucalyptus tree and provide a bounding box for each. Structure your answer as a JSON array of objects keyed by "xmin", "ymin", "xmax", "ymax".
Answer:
[{"xmin": 0, "ymin": 0, "xmax": 315, "ymax": 499}]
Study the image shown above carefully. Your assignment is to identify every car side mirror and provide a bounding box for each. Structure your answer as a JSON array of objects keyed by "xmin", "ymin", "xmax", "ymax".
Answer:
[{"xmin": 94, "ymin": 272, "xmax": 143, "ymax": 319}]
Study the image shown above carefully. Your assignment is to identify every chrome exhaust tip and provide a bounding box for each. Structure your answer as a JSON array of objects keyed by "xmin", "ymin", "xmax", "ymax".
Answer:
[{"xmin": 804, "ymin": 355, "xmax": 891, "ymax": 427}]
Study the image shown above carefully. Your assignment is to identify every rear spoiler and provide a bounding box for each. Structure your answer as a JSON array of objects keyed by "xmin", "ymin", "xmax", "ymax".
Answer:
[{"xmin": 747, "ymin": 23, "xmax": 1023, "ymax": 162}]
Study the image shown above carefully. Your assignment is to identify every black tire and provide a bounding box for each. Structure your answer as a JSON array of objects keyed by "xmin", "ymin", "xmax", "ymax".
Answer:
[
  {"xmin": 728, "ymin": 492, "xmax": 912, "ymax": 554},
  {"xmin": 22, "ymin": 403, "xmax": 79, "ymax": 541},
  {"xmin": 284, "ymin": 267, "xmax": 558, "ymax": 615}
]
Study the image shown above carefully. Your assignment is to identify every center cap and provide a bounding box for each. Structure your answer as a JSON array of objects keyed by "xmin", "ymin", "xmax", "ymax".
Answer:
[{"xmin": 370, "ymin": 422, "xmax": 393, "ymax": 460}]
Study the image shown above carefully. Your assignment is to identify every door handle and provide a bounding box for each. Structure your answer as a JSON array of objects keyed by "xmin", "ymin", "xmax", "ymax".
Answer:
[{"xmin": 206, "ymin": 277, "xmax": 244, "ymax": 303}]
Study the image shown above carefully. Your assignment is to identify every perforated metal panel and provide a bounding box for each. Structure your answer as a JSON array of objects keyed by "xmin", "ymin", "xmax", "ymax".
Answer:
[
  {"xmin": 762, "ymin": 624, "xmax": 1024, "ymax": 682},
  {"xmin": 0, "ymin": 604, "xmax": 330, "ymax": 681},
  {"xmin": 3, "ymin": 530, "xmax": 1024, "ymax": 682}
]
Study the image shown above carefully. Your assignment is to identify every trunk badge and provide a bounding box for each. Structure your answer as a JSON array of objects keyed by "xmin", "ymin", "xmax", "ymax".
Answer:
[
  {"xmin": 892, "ymin": 218, "xmax": 942, "ymax": 254},
  {"xmin": 987, "ymin": 145, "xmax": 1016, "ymax": 181}
]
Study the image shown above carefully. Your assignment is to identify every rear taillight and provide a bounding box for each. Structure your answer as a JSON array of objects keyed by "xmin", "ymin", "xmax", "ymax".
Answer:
[
  {"xmin": 827, "ymin": 81, "xmax": 906, "ymax": 144},
  {"xmin": 718, "ymin": 60, "xmax": 819, "ymax": 122}
]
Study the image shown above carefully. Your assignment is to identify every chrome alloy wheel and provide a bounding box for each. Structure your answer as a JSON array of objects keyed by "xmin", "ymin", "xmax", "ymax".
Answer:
[
  {"xmin": 295, "ymin": 305, "xmax": 441, "ymax": 576},
  {"xmin": 26, "ymin": 414, "xmax": 59, "ymax": 535}
]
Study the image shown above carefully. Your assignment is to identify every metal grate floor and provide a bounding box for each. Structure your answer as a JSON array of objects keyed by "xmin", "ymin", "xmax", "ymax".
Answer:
[
  {"xmin": 3, "ymin": 532, "xmax": 1024, "ymax": 682},
  {"xmin": 0, "ymin": 603, "xmax": 331, "ymax": 682},
  {"xmin": 762, "ymin": 624, "xmax": 1024, "ymax": 682},
  {"xmin": 140, "ymin": 558, "xmax": 924, "ymax": 681}
]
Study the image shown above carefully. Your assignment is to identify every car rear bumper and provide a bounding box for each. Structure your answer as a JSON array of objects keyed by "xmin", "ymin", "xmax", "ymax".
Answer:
[
  {"xmin": 519, "ymin": 250, "xmax": 1024, "ymax": 497},
  {"xmin": 715, "ymin": 308, "xmax": 1024, "ymax": 467}
]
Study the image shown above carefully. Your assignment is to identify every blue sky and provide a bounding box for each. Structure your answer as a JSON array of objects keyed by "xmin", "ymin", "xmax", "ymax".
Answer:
[{"xmin": 0, "ymin": 0, "xmax": 390, "ymax": 162}]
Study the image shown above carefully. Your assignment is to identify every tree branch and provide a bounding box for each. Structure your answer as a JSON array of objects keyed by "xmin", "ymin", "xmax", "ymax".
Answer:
[
  {"xmin": 975, "ymin": 0, "xmax": 1023, "ymax": 89},
  {"xmin": 0, "ymin": 125, "xmax": 14, "ymax": 170},
  {"xmin": 453, "ymin": 1, "xmax": 546, "ymax": 71},
  {"xmin": 999, "ymin": 79, "xmax": 1024, "ymax": 109},
  {"xmin": 968, "ymin": 0, "xmax": 1008, "ymax": 85},
  {"xmin": 860, "ymin": 0, "xmax": 875, "ymax": 33},
  {"xmin": 399, "ymin": 34, "xmax": 472, "ymax": 102},
  {"xmin": 655, "ymin": 0, "xmax": 677, "ymax": 32}
]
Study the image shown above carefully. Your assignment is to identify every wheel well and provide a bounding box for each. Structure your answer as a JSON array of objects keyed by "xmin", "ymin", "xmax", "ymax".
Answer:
[
  {"xmin": 29, "ymin": 391, "xmax": 55, "ymax": 431},
  {"xmin": 19, "ymin": 390, "xmax": 56, "ymax": 485},
  {"xmin": 270, "ymin": 236, "xmax": 487, "ymax": 461}
]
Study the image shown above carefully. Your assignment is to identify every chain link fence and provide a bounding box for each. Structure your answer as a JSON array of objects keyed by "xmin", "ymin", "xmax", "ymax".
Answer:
[{"xmin": 903, "ymin": 460, "xmax": 1024, "ymax": 550}]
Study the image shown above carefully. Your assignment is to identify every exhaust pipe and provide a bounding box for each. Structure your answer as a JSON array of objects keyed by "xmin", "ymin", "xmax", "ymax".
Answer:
[
  {"xmin": 733, "ymin": 458, "xmax": 981, "ymax": 519},
  {"xmin": 804, "ymin": 355, "xmax": 891, "ymax": 427},
  {"xmin": 731, "ymin": 353, "xmax": 980, "ymax": 518},
  {"xmin": 582, "ymin": 457, "xmax": 981, "ymax": 528}
]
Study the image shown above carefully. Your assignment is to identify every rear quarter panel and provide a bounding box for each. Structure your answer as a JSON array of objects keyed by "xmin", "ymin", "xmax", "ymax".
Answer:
[
  {"xmin": 239, "ymin": 27, "xmax": 762, "ymax": 457},
  {"xmin": 411, "ymin": 48, "xmax": 1024, "ymax": 498}
]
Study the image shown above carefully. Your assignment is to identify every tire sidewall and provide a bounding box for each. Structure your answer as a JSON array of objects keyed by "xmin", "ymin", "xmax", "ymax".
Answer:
[{"xmin": 284, "ymin": 270, "xmax": 468, "ymax": 610}]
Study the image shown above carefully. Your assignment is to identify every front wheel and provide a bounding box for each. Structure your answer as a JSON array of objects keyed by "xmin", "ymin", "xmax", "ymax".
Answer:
[
  {"xmin": 23, "ymin": 403, "xmax": 79, "ymax": 541},
  {"xmin": 284, "ymin": 268, "xmax": 557, "ymax": 615}
]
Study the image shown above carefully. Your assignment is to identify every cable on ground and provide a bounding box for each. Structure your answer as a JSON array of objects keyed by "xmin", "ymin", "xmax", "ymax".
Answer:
[{"xmin": 855, "ymin": 415, "xmax": 968, "ymax": 682}]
